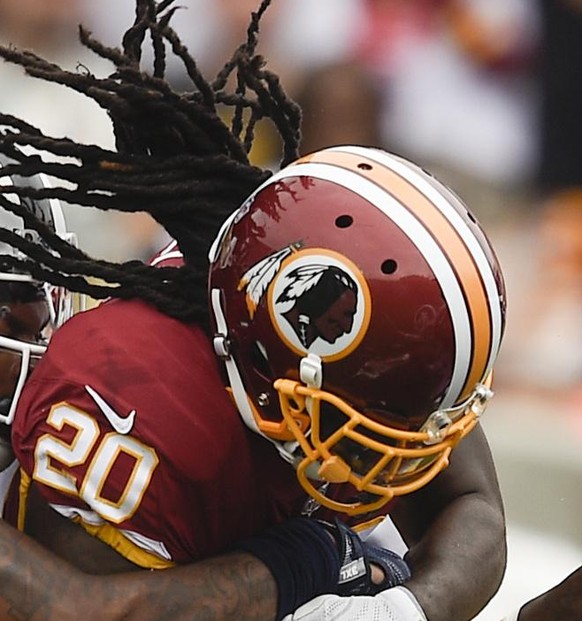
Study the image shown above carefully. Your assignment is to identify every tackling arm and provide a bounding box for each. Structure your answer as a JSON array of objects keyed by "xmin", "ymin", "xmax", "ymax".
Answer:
[
  {"xmin": 390, "ymin": 424, "xmax": 507, "ymax": 621},
  {"xmin": 14, "ymin": 481, "xmax": 410, "ymax": 621},
  {"xmin": 0, "ymin": 515, "xmax": 278, "ymax": 621}
]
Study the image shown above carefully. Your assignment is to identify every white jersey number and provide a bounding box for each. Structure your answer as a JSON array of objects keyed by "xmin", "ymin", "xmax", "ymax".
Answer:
[{"xmin": 33, "ymin": 403, "xmax": 158, "ymax": 523}]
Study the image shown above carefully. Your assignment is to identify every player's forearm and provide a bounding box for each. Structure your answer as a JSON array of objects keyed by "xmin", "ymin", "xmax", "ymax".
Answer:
[
  {"xmin": 402, "ymin": 493, "xmax": 506, "ymax": 621},
  {"xmin": 390, "ymin": 425, "xmax": 507, "ymax": 621},
  {"xmin": 105, "ymin": 551, "xmax": 278, "ymax": 621},
  {"xmin": 0, "ymin": 519, "xmax": 89, "ymax": 621},
  {"xmin": 0, "ymin": 520, "xmax": 277, "ymax": 621}
]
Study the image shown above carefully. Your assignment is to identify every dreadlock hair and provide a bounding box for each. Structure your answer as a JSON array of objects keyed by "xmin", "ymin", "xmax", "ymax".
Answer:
[{"xmin": 0, "ymin": 0, "xmax": 302, "ymax": 326}]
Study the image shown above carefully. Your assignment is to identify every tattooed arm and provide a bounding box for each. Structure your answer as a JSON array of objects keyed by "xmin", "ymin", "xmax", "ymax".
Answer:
[
  {"xmin": 0, "ymin": 484, "xmax": 277, "ymax": 621},
  {"xmin": 0, "ymin": 517, "xmax": 277, "ymax": 621}
]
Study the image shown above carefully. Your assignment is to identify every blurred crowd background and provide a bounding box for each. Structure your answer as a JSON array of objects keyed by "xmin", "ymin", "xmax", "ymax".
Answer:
[{"xmin": 1, "ymin": 0, "xmax": 582, "ymax": 617}]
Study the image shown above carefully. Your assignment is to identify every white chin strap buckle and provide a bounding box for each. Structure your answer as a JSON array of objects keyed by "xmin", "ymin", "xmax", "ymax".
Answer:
[
  {"xmin": 213, "ymin": 334, "xmax": 230, "ymax": 359},
  {"xmin": 300, "ymin": 353, "xmax": 322, "ymax": 388}
]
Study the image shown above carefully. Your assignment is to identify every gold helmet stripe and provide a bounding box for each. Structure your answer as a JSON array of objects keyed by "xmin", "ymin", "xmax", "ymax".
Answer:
[{"xmin": 296, "ymin": 147, "xmax": 501, "ymax": 406}]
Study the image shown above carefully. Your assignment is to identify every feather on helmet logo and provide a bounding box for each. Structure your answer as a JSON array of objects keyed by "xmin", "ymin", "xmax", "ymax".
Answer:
[{"xmin": 238, "ymin": 246, "xmax": 371, "ymax": 361}]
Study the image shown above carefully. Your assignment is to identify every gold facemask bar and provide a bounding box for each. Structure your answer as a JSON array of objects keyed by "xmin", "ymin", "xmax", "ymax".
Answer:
[{"xmin": 273, "ymin": 374, "xmax": 493, "ymax": 516}]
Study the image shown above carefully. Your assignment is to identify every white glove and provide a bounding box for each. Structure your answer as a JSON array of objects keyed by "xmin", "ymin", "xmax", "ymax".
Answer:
[{"xmin": 282, "ymin": 586, "xmax": 427, "ymax": 621}]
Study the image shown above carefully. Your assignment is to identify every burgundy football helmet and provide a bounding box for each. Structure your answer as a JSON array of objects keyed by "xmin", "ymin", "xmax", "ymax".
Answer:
[{"xmin": 209, "ymin": 145, "xmax": 506, "ymax": 516}]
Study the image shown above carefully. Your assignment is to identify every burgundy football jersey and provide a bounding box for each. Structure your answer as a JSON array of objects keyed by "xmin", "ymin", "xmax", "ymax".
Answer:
[
  {"xmin": 10, "ymin": 241, "xmax": 308, "ymax": 567},
  {"xmin": 9, "ymin": 240, "xmax": 391, "ymax": 566},
  {"xmin": 12, "ymin": 298, "xmax": 308, "ymax": 566}
]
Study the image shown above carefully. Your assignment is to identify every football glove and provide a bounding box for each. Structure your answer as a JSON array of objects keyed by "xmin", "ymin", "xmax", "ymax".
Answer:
[
  {"xmin": 322, "ymin": 518, "xmax": 411, "ymax": 595},
  {"xmin": 282, "ymin": 586, "xmax": 427, "ymax": 621}
]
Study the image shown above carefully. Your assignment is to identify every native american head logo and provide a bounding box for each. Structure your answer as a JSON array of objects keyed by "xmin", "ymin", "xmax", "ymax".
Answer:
[{"xmin": 238, "ymin": 246, "xmax": 371, "ymax": 360}]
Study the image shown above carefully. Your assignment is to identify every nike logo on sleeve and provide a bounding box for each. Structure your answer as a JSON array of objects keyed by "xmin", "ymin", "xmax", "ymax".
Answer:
[{"xmin": 84, "ymin": 385, "xmax": 136, "ymax": 435}]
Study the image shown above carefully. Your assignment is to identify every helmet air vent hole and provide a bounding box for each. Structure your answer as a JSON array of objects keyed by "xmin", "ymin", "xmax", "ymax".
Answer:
[
  {"xmin": 335, "ymin": 215, "xmax": 353, "ymax": 229},
  {"xmin": 381, "ymin": 259, "xmax": 398, "ymax": 274},
  {"xmin": 358, "ymin": 162, "xmax": 373, "ymax": 171}
]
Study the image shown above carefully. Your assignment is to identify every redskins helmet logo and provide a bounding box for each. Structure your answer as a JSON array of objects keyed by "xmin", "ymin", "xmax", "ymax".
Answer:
[{"xmin": 239, "ymin": 246, "xmax": 371, "ymax": 361}]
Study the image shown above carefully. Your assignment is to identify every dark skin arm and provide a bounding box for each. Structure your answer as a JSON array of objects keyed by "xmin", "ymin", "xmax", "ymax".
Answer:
[
  {"xmin": 0, "ymin": 514, "xmax": 278, "ymax": 621},
  {"xmin": 13, "ymin": 426, "xmax": 505, "ymax": 621},
  {"xmin": 390, "ymin": 423, "xmax": 507, "ymax": 621},
  {"xmin": 23, "ymin": 483, "xmax": 140, "ymax": 574},
  {"xmin": 517, "ymin": 565, "xmax": 582, "ymax": 621}
]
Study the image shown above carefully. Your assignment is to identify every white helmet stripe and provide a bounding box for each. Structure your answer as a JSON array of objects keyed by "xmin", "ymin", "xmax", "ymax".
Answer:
[{"xmin": 333, "ymin": 145, "xmax": 503, "ymax": 383}]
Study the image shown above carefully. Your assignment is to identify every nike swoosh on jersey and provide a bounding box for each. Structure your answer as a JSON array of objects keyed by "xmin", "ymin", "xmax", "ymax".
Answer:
[{"xmin": 85, "ymin": 385, "xmax": 136, "ymax": 435}]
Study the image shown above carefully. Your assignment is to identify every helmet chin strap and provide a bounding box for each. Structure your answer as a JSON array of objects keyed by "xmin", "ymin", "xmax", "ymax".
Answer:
[
  {"xmin": 210, "ymin": 289, "xmax": 353, "ymax": 485},
  {"xmin": 299, "ymin": 354, "xmax": 355, "ymax": 486},
  {"xmin": 277, "ymin": 354, "xmax": 324, "ymax": 474},
  {"xmin": 210, "ymin": 288, "xmax": 296, "ymax": 463},
  {"xmin": 299, "ymin": 353, "xmax": 323, "ymax": 389}
]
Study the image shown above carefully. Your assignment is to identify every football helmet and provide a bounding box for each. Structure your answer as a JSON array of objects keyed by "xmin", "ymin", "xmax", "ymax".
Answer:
[
  {"xmin": 209, "ymin": 145, "xmax": 506, "ymax": 516},
  {"xmin": 0, "ymin": 151, "xmax": 79, "ymax": 426}
]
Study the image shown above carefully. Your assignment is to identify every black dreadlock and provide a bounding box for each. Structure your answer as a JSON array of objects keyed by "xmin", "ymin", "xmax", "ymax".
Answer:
[{"xmin": 0, "ymin": 0, "xmax": 302, "ymax": 325}]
